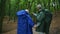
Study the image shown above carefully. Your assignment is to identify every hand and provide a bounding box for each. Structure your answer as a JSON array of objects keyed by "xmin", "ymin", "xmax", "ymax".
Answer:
[{"xmin": 33, "ymin": 25, "xmax": 37, "ymax": 29}]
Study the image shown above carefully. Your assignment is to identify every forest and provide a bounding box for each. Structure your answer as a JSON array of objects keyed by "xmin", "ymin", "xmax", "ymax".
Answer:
[{"xmin": 0, "ymin": 0, "xmax": 60, "ymax": 34}]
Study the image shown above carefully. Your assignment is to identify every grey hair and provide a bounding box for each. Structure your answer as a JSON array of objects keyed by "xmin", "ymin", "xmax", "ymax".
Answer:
[
  {"xmin": 36, "ymin": 4, "xmax": 42, "ymax": 8},
  {"xmin": 25, "ymin": 9, "xmax": 29, "ymax": 13}
]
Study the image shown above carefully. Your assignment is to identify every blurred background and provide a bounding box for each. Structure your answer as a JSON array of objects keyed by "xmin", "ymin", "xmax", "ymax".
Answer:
[{"xmin": 0, "ymin": 0, "xmax": 60, "ymax": 34}]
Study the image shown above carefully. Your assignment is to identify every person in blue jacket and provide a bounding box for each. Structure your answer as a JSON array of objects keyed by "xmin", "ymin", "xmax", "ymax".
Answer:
[{"xmin": 16, "ymin": 9, "xmax": 34, "ymax": 34}]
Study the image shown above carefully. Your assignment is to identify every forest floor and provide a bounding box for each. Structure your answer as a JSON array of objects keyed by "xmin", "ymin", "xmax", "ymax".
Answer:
[
  {"xmin": 1, "ymin": 11, "xmax": 60, "ymax": 34},
  {"xmin": 2, "ymin": 27, "xmax": 41, "ymax": 34}
]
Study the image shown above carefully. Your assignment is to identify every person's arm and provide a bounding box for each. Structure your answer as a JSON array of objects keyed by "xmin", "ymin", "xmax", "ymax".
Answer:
[
  {"xmin": 27, "ymin": 15, "xmax": 34, "ymax": 27},
  {"xmin": 32, "ymin": 13, "xmax": 37, "ymax": 17},
  {"xmin": 37, "ymin": 12, "xmax": 45, "ymax": 21},
  {"xmin": 36, "ymin": 12, "xmax": 45, "ymax": 27}
]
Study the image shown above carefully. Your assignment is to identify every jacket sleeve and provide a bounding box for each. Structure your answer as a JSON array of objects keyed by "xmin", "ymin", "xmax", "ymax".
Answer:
[
  {"xmin": 27, "ymin": 15, "xmax": 34, "ymax": 27},
  {"xmin": 37, "ymin": 12, "xmax": 45, "ymax": 21},
  {"xmin": 35, "ymin": 12, "xmax": 45, "ymax": 27}
]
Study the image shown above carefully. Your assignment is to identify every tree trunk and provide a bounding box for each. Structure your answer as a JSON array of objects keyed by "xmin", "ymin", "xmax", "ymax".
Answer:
[
  {"xmin": 0, "ymin": 0, "xmax": 6, "ymax": 34},
  {"xmin": 48, "ymin": 0, "xmax": 50, "ymax": 10}
]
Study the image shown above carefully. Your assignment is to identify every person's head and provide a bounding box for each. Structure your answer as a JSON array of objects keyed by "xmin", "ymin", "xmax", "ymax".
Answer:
[
  {"xmin": 36, "ymin": 4, "xmax": 42, "ymax": 11},
  {"xmin": 25, "ymin": 9, "xmax": 29, "ymax": 13}
]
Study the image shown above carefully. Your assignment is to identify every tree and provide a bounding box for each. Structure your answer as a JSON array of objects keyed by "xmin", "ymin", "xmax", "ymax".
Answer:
[{"xmin": 0, "ymin": 0, "xmax": 6, "ymax": 34}]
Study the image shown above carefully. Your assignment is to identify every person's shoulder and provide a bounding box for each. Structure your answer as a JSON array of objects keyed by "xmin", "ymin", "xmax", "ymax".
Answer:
[
  {"xmin": 44, "ymin": 9, "xmax": 50, "ymax": 13},
  {"xmin": 44, "ymin": 9, "xmax": 49, "ymax": 11},
  {"xmin": 16, "ymin": 10, "xmax": 26, "ymax": 15}
]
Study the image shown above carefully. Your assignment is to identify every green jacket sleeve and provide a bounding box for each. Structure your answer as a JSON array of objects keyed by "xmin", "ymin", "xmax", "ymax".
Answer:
[{"xmin": 37, "ymin": 12, "xmax": 45, "ymax": 21}]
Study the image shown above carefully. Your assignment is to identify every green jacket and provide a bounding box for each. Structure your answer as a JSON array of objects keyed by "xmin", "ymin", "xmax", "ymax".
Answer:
[
  {"xmin": 33, "ymin": 10, "xmax": 45, "ymax": 31},
  {"xmin": 33, "ymin": 9, "xmax": 52, "ymax": 32}
]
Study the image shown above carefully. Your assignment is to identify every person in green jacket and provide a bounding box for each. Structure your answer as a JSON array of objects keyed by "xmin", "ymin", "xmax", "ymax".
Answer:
[{"xmin": 33, "ymin": 4, "xmax": 53, "ymax": 34}]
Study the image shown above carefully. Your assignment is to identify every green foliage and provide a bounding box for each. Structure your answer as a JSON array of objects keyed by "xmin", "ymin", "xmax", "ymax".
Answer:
[{"xmin": 3, "ymin": 0, "xmax": 60, "ymax": 17}]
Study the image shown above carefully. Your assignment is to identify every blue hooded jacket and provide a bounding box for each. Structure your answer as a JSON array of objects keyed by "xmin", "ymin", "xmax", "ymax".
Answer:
[{"xmin": 17, "ymin": 10, "xmax": 34, "ymax": 34}]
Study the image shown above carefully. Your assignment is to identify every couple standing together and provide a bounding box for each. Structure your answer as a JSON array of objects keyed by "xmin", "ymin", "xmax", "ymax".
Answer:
[{"xmin": 17, "ymin": 4, "xmax": 53, "ymax": 34}]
